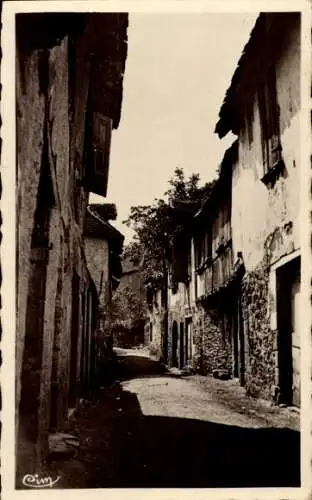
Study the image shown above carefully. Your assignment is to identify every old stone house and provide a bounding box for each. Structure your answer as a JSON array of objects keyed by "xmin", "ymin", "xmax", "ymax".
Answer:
[
  {"xmin": 84, "ymin": 203, "xmax": 124, "ymax": 344},
  {"xmin": 16, "ymin": 13, "xmax": 128, "ymax": 483},
  {"xmin": 116, "ymin": 257, "xmax": 146, "ymax": 346},
  {"xmin": 120, "ymin": 257, "xmax": 146, "ymax": 303},
  {"xmin": 151, "ymin": 146, "xmax": 241, "ymax": 375},
  {"xmin": 215, "ymin": 12, "xmax": 301, "ymax": 405},
  {"xmin": 144, "ymin": 12, "xmax": 301, "ymax": 408},
  {"xmin": 165, "ymin": 201, "xmax": 199, "ymax": 368},
  {"xmin": 192, "ymin": 141, "xmax": 245, "ymax": 380},
  {"xmin": 145, "ymin": 274, "xmax": 169, "ymax": 360},
  {"xmin": 144, "ymin": 200, "xmax": 199, "ymax": 366}
]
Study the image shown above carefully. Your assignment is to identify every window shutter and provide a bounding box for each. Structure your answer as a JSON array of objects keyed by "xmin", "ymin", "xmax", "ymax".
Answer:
[
  {"xmin": 258, "ymin": 87, "xmax": 270, "ymax": 171},
  {"xmin": 172, "ymin": 238, "xmax": 188, "ymax": 283},
  {"xmin": 85, "ymin": 113, "xmax": 112, "ymax": 197},
  {"xmin": 259, "ymin": 65, "xmax": 282, "ymax": 174},
  {"xmin": 195, "ymin": 234, "xmax": 202, "ymax": 268}
]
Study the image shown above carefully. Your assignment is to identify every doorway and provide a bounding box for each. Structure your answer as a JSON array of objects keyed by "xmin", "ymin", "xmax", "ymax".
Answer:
[
  {"xmin": 172, "ymin": 321, "xmax": 178, "ymax": 367},
  {"xmin": 185, "ymin": 317, "xmax": 192, "ymax": 365},
  {"xmin": 179, "ymin": 322, "xmax": 184, "ymax": 369},
  {"xmin": 68, "ymin": 273, "xmax": 80, "ymax": 408},
  {"xmin": 162, "ymin": 312, "xmax": 168, "ymax": 363},
  {"xmin": 231, "ymin": 292, "xmax": 245, "ymax": 385},
  {"xmin": 232, "ymin": 302, "xmax": 239, "ymax": 378},
  {"xmin": 238, "ymin": 295, "xmax": 245, "ymax": 386},
  {"xmin": 19, "ymin": 157, "xmax": 54, "ymax": 441},
  {"xmin": 276, "ymin": 256, "xmax": 300, "ymax": 406},
  {"xmin": 20, "ymin": 224, "xmax": 49, "ymax": 441},
  {"xmin": 80, "ymin": 291, "xmax": 87, "ymax": 396}
]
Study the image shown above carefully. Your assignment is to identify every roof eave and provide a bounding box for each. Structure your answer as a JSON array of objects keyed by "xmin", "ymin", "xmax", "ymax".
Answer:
[{"xmin": 214, "ymin": 12, "xmax": 300, "ymax": 139}]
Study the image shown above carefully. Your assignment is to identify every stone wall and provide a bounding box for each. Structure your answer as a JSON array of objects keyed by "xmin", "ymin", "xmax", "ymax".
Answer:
[
  {"xmin": 145, "ymin": 289, "xmax": 164, "ymax": 358},
  {"xmin": 167, "ymin": 282, "xmax": 185, "ymax": 367},
  {"xmin": 229, "ymin": 17, "xmax": 300, "ymax": 404},
  {"xmin": 85, "ymin": 237, "xmax": 110, "ymax": 304},
  {"xmin": 120, "ymin": 269, "xmax": 145, "ymax": 303},
  {"xmin": 16, "ymin": 41, "xmax": 48, "ymax": 422},
  {"xmin": 144, "ymin": 322, "xmax": 151, "ymax": 346},
  {"xmin": 192, "ymin": 303, "xmax": 232, "ymax": 376},
  {"xmin": 16, "ymin": 27, "xmax": 95, "ymax": 482},
  {"xmin": 16, "ymin": 36, "xmax": 74, "ymax": 470},
  {"xmin": 241, "ymin": 263, "xmax": 276, "ymax": 400},
  {"xmin": 16, "ymin": 12, "xmax": 128, "ymax": 484}
]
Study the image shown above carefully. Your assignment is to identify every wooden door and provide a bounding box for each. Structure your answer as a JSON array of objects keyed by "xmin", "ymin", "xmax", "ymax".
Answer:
[
  {"xmin": 291, "ymin": 265, "xmax": 300, "ymax": 407},
  {"xmin": 277, "ymin": 256, "xmax": 300, "ymax": 406}
]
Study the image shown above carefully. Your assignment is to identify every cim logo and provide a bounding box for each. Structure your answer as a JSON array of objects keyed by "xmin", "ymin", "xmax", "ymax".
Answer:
[{"xmin": 22, "ymin": 473, "xmax": 61, "ymax": 488}]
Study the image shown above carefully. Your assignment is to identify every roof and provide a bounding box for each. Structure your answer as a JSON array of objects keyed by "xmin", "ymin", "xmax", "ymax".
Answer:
[
  {"xmin": 84, "ymin": 205, "xmax": 124, "ymax": 251},
  {"xmin": 170, "ymin": 199, "xmax": 201, "ymax": 214},
  {"xmin": 16, "ymin": 13, "xmax": 86, "ymax": 51},
  {"xmin": 16, "ymin": 13, "xmax": 128, "ymax": 130},
  {"xmin": 215, "ymin": 12, "xmax": 300, "ymax": 138},
  {"xmin": 88, "ymin": 203, "xmax": 117, "ymax": 221},
  {"xmin": 87, "ymin": 13, "xmax": 128, "ymax": 129},
  {"xmin": 194, "ymin": 139, "xmax": 238, "ymax": 219},
  {"xmin": 218, "ymin": 139, "xmax": 239, "ymax": 178}
]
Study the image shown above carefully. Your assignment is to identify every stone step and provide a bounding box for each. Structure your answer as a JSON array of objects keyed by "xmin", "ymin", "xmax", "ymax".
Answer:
[{"xmin": 48, "ymin": 432, "xmax": 80, "ymax": 458}]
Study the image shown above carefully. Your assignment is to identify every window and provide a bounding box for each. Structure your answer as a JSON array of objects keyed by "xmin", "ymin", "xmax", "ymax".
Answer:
[
  {"xmin": 146, "ymin": 286, "xmax": 153, "ymax": 309},
  {"xmin": 161, "ymin": 283, "xmax": 167, "ymax": 308},
  {"xmin": 171, "ymin": 236, "xmax": 190, "ymax": 284},
  {"xmin": 195, "ymin": 233, "xmax": 204, "ymax": 269},
  {"xmin": 150, "ymin": 322, "xmax": 153, "ymax": 342},
  {"xmin": 187, "ymin": 240, "xmax": 192, "ymax": 279},
  {"xmin": 195, "ymin": 229, "xmax": 212, "ymax": 272},
  {"xmin": 204, "ymin": 231, "xmax": 212, "ymax": 261},
  {"xmin": 84, "ymin": 112, "xmax": 112, "ymax": 197},
  {"xmin": 258, "ymin": 64, "xmax": 284, "ymax": 185}
]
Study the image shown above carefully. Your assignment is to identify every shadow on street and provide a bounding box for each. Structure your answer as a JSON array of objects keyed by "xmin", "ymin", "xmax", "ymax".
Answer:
[
  {"xmin": 117, "ymin": 353, "xmax": 166, "ymax": 380},
  {"xmin": 70, "ymin": 350, "xmax": 300, "ymax": 489}
]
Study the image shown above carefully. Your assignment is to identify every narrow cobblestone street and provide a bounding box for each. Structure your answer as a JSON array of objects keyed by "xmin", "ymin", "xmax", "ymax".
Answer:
[{"xmin": 58, "ymin": 348, "xmax": 300, "ymax": 489}]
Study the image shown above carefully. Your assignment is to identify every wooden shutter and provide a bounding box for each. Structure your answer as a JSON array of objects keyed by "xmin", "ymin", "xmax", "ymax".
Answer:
[
  {"xmin": 259, "ymin": 65, "xmax": 282, "ymax": 173},
  {"xmin": 195, "ymin": 232, "xmax": 203, "ymax": 269},
  {"xmin": 258, "ymin": 86, "xmax": 270, "ymax": 172},
  {"xmin": 224, "ymin": 200, "xmax": 231, "ymax": 244},
  {"xmin": 172, "ymin": 238, "xmax": 188, "ymax": 283},
  {"xmin": 85, "ymin": 113, "xmax": 112, "ymax": 197}
]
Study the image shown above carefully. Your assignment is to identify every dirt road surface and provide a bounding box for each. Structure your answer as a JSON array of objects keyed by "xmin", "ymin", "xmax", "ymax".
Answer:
[{"xmin": 63, "ymin": 348, "xmax": 300, "ymax": 488}]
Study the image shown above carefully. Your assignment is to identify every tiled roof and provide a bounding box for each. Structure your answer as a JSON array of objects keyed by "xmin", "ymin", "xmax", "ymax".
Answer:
[
  {"xmin": 88, "ymin": 203, "xmax": 117, "ymax": 221},
  {"xmin": 84, "ymin": 206, "xmax": 124, "ymax": 251}
]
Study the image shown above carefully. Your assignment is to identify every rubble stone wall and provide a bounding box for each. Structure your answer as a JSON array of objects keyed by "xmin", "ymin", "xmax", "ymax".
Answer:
[
  {"xmin": 241, "ymin": 264, "xmax": 276, "ymax": 399},
  {"xmin": 85, "ymin": 237, "xmax": 110, "ymax": 303},
  {"xmin": 146, "ymin": 290, "xmax": 163, "ymax": 358},
  {"xmin": 192, "ymin": 303, "xmax": 232, "ymax": 376},
  {"xmin": 230, "ymin": 20, "xmax": 300, "ymax": 403},
  {"xmin": 167, "ymin": 282, "xmax": 188, "ymax": 367}
]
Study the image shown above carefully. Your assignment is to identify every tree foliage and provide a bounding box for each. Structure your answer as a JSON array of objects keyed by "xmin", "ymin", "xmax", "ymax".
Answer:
[
  {"xmin": 108, "ymin": 285, "xmax": 146, "ymax": 331},
  {"xmin": 123, "ymin": 168, "xmax": 215, "ymax": 284}
]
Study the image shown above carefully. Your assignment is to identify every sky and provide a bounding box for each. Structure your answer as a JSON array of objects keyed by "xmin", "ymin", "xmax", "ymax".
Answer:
[{"xmin": 90, "ymin": 12, "xmax": 259, "ymax": 242}]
